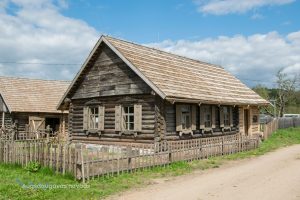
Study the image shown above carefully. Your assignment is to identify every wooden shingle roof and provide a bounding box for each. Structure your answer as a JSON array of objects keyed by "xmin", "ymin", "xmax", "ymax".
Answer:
[
  {"xmin": 0, "ymin": 76, "xmax": 70, "ymax": 113},
  {"xmin": 58, "ymin": 35, "xmax": 268, "ymax": 108}
]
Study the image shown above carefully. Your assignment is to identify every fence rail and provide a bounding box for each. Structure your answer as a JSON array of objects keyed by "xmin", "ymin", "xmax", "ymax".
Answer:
[{"xmin": 78, "ymin": 134, "xmax": 259, "ymax": 182}]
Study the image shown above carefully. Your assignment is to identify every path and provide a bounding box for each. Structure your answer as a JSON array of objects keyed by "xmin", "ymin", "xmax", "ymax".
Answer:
[{"xmin": 109, "ymin": 145, "xmax": 300, "ymax": 200}]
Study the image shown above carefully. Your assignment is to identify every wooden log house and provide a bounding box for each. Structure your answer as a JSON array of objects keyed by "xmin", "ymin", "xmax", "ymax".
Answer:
[
  {"xmin": 0, "ymin": 77, "xmax": 69, "ymax": 139},
  {"xmin": 58, "ymin": 36, "xmax": 269, "ymax": 144}
]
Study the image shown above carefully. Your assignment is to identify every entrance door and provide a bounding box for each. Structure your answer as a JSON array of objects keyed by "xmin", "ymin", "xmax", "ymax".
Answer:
[{"xmin": 244, "ymin": 109, "xmax": 249, "ymax": 135}]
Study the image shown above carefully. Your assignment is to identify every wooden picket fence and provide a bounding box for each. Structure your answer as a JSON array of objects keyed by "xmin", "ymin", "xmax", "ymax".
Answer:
[
  {"xmin": 78, "ymin": 134, "xmax": 259, "ymax": 182},
  {"xmin": 0, "ymin": 141, "xmax": 79, "ymax": 177},
  {"xmin": 261, "ymin": 118, "xmax": 279, "ymax": 139},
  {"xmin": 261, "ymin": 117, "xmax": 300, "ymax": 140},
  {"xmin": 0, "ymin": 134, "xmax": 260, "ymax": 182}
]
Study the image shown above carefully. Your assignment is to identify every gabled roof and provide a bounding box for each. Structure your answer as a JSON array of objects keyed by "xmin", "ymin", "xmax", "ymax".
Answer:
[
  {"xmin": 58, "ymin": 35, "xmax": 269, "ymax": 109},
  {"xmin": 0, "ymin": 76, "xmax": 70, "ymax": 113}
]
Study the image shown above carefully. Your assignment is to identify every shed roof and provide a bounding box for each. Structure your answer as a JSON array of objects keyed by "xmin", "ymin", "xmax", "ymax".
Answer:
[
  {"xmin": 0, "ymin": 76, "xmax": 70, "ymax": 113},
  {"xmin": 58, "ymin": 35, "xmax": 268, "ymax": 108}
]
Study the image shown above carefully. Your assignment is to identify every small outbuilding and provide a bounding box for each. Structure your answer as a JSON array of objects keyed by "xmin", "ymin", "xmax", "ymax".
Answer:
[
  {"xmin": 0, "ymin": 76, "xmax": 69, "ymax": 140},
  {"xmin": 58, "ymin": 35, "xmax": 269, "ymax": 144}
]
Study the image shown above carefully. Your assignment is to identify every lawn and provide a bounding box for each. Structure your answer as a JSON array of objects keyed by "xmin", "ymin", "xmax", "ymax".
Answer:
[{"xmin": 0, "ymin": 127, "xmax": 299, "ymax": 200}]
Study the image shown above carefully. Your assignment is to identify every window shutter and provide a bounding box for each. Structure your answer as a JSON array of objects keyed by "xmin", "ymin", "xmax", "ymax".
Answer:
[
  {"xmin": 134, "ymin": 104, "xmax": 142, "ymax": 132},
  {"xmin": 98, "ymin": 106, "xmax": 105, "ymax": 131},
  {"xmin": 212, "ymin": 106, "xmax": 216, "ymax": 128},
  {"xmin": 115, "ymin": 105, "xmax": 122, "ymax": 131},
  {"xmin": 220, "ymin": 106, "xmax": 224, "ymax": 127},
  {"xmin": 191, "ymin": 105, "xmax": 196, "ymax": 131},
  {"xmin": 83, "ymin": 107, "xmax": 89, "ymax": 130},
  {"xmin": 176, "ymin": 105, "xmax": 182, "ymax": 131},
  {"xmin": 200, "ymin": 106, "xmax": 205, "ymax": 129},
  {"xmin": 229, "ymin": 107, "xmax": 233, "ymax": 127}
]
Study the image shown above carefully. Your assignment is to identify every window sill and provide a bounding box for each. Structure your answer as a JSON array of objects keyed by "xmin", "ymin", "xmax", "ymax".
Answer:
[
  {"xmin": 84, "ymin": 129, "xmax": 102, "ymax": 137},
  {"xmin": 179, "ymin": 130, "xmax": 193, "ymax": 137},
  {"xmin": 119, "ymin": 131, "xmax": 138, "ymax": 137}
]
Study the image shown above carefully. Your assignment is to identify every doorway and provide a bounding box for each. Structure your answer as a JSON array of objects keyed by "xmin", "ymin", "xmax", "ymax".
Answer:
[
  {"xmin": 45, "ymin": 117, "xmax": 60, "ymax": 132},
  {"xmin": 244, "ymin": 109, "xmax": 249, "ymax": 135}
]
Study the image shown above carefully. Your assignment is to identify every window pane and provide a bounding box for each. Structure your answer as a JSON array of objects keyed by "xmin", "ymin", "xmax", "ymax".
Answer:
[
  {"xmin": 122, "ymin": 106, "xmax": 135, "ymax": 130},
  {"xmin": 129, "ymin": 123, "xmax": 134, "ymax": 130},
  {"xmin": 129, "ymin": 115, "xmax": 134, "ymax": 123},
  {"xmin": 124, "ymin": 107, "xmax": 128, "ymax": 114},
  {"xmin": 129, "ymin": 106, "xmax": 134, "ymax": 114},
  {"xmin": 181, "ymin": 105, "xmax": 191, "ymax": 130}
]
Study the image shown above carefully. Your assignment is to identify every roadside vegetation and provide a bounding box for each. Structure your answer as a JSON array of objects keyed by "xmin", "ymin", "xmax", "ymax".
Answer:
[{"xmin": 0, "ymin": 127, "xmax": 299, "ymax": 200}]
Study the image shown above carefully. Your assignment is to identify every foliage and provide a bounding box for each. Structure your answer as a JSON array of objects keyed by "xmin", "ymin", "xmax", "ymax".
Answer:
[
  {"xmin": 276, "ymin": 69, "xmax": 297, "ymax": 117},
  {"xmin": 252, "ymin": 75, "xmax": 300, "ymax": 115},
  {"xmin": 24, "ymin": 161, "xmax": 41, "ymax": 173},
  {"xmin": 252, "ymin": 84, "xmax": 274, "ymax": 115},
  {"xmin": 253, "ymin": 84, "xmax": 269, "ymax": 100}
]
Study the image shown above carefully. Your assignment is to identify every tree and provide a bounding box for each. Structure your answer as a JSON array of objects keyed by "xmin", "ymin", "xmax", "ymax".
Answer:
[
  {"xmin": 276, "ymin": 69, "xmax": 296, "ymax": 117},
  {"xmin": 252, "ymin": 84, "xmax": 275, "ymax": 116},
  {"xmin": 253, "ymin": 84, "xmax": 269, "ymax": 100}
]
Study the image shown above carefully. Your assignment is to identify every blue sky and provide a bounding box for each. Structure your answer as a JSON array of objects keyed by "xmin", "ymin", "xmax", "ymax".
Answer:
[
  {"xmin": 62, "ymin": 0, "xmax": 300, "ymax": 42},
  {"xmin": 0, "ymin": 0, "xmax": 299, "ymax": 88}
]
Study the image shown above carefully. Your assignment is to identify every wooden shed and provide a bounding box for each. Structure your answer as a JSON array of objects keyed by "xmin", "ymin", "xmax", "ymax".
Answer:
[
  {"xmin": 0, "ymin": 77, "xmax": 69, "ymax": 140},
  {"xmin": 58, "ymin": 35, "xmax": 269, "ymax": 144}
]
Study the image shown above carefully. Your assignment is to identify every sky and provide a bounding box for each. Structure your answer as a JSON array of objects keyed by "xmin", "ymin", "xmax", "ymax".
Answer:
[{"xmin": 0, "ymin": 0, "xmax": 300, "ymax": 88}]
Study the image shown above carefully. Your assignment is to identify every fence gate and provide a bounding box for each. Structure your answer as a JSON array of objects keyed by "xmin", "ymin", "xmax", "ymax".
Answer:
[{"xmin": 28, "ymin": 116, "xmax": 45, "ymax": 138}]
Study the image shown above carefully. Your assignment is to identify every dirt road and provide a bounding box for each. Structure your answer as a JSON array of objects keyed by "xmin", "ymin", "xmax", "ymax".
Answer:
[{"xmin": 109, "ymin": 145, "xmax": 300, "ymax": 200}]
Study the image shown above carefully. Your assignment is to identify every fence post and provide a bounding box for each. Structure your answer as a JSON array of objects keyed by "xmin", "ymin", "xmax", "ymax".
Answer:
[
  {"xmin": 221, "ymin": 136, "xmax": 225, "ymax": 155},
  {"xmin": 127, "ymin": 146, "xmax": 132, "ymax": 171},
  {"xmin": 168, "ymin": 142, "xmax": 172, "ymax": 164},
  {"xmin": 80, "ymin": 144, "xmax": 85, "ymax": 183}
]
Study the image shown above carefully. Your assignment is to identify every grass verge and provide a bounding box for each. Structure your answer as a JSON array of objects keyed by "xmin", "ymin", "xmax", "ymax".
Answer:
[{"xmin": 0, "ymin": 127, "xmax": 299, "ymax": 200}]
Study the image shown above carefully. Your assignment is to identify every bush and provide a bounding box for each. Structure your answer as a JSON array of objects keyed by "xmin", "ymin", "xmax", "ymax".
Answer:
[{"xmin": 24, "ymin": 161, "xmax": 41, "ymax": 172}]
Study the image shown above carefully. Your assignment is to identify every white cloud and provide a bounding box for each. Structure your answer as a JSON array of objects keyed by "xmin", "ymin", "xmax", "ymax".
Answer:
[
  {"xmin": 147, "ymin": 31, "xmax": 300, "ymax": 87},
  {"xmin": 195, "ymin": 0, "xmax": 295, "ymax": 15},
  {"xmin": 0, "ymin": 0, "xmax": 99, "ymax": 80}
]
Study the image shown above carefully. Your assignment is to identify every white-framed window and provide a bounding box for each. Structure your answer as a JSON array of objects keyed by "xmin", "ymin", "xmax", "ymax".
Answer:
[
  {"xmin": 181, "ymin": 105, "xmax": 191, "ymax": 130},
  {"xmin": 89, "ymin": 107, "xmax": 99, "ymax": 129},
  {"xmin": 123, "ymin": 106, "xmax": 134, "ymax": 131},
  {"xmin": 223, "ymin": 106, "xmax": 230, "ymax": 126}
]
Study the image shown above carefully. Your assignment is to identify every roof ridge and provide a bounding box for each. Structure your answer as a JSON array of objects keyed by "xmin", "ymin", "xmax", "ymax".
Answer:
[
  {"xmin": 0, "ymin": 75, "xmax": 71, "ymax": 83},
  {"xmin": 103, "ymin": 35, "xmax": 223, "ymax": 69}
]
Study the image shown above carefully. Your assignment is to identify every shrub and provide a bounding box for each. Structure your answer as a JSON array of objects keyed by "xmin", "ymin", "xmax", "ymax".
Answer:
[{"xmin": 24, "ymin": 161, "xmax": 41, "ymax": 173}]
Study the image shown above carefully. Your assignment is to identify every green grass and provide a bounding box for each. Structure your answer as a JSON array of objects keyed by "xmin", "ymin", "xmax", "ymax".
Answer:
[
  {"xmin": 223, "ymin": 127, "xmax": 300, "ymax": 160},
  {"xmin": 0, "ymin": 127, "xmax": 299, "ymax": 200}
]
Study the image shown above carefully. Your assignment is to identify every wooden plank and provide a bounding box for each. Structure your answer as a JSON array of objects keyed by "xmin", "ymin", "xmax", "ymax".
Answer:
[
  {"xmin": 115, "ymin": 105, "xmax": 122, "ymax": 131},
  {"xmin": 175, "ymin": 104, "xmax": 182, "ymax": 131},
  {"xmin": 191, "ymin": 105, "xmax": 196, "ymax": 131},
  {"xmin": 134, "ymin": 104, "xmax": 142, "ymax": 132},
  {"xmin": 83, "ymin": 107, "xmax": 89, "ymax": 130},
  {"xmin": 98, "ymin": 106, "xmax": 105, "ymax": 131}
]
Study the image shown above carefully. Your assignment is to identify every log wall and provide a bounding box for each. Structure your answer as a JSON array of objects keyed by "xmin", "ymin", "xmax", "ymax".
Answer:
[
  {"xmin": 70, "ymin": 95, "xmax": 157, "ymax": 143},
  {"xmin": 164, "ymin": 103, "xmax": 239, "ymax": 140},
  {"xmin": 71, "ymin": 43, "xmax": 152, "ymax": 100}
]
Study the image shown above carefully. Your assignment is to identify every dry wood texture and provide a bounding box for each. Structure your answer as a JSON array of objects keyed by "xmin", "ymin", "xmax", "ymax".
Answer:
[{"xmin": 0, "ymin": 134, "xmax": 260, "ymax": 181}]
